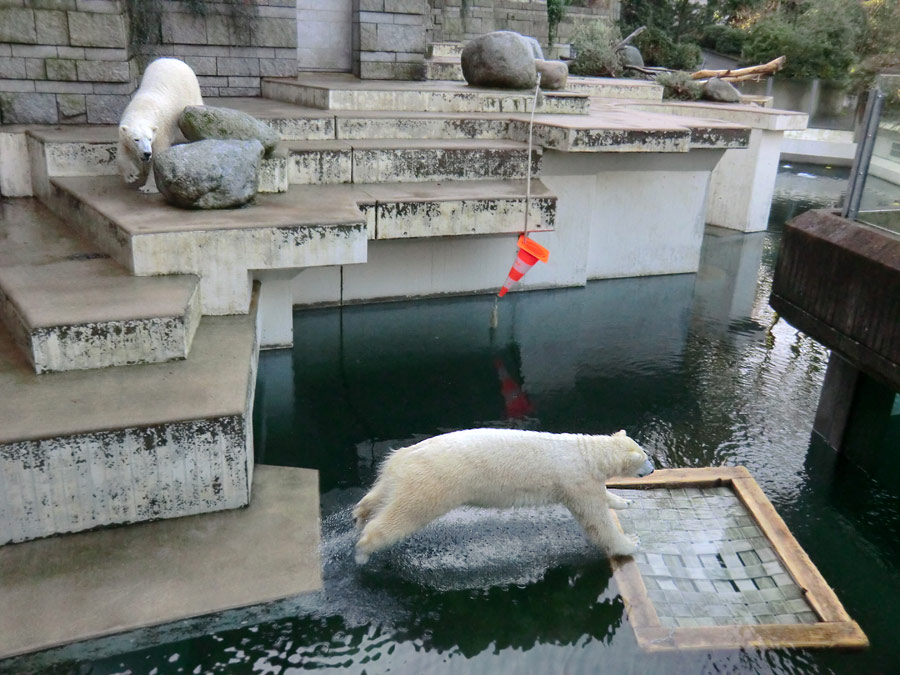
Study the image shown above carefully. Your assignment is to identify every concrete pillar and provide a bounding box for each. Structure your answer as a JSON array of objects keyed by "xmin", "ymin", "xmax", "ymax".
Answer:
[
  {"xmin": 256, "ymin": 271, "xmax": 298, "ymax": 349},
  {"xmin": 814, "ymin": 352, "xmax": 898, "ymax": 472},
  {"xmin": 705, "ymin": 128, "xmax": 784, "ymax": 233}
]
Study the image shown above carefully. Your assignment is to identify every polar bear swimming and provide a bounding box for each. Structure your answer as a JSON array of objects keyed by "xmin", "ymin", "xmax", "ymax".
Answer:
[
  {"xmin": 118, "ymin": 57, "xmax": 203, "ymax": 194},
  {"xmin": 353, "ymin": 428, "xmax": 654, "ymax": 564}
]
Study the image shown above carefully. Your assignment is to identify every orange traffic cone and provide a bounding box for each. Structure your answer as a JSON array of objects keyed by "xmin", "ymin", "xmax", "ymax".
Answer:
[{"xmin": 497, "ymin": 235, "xmax": 549, "ymax": 297}]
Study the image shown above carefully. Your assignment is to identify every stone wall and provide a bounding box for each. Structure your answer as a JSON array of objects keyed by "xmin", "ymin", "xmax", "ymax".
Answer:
[
  {"xmin": 353, "ymin": 0, "xmax": 427, "ymax": 80},
  {"xmin": 141, "ymin": 1, "xmax": 297, "ymax": 98},
  {"xmin": 0, "ymin": 1, "xmax": 136, "ymax": 125},
  {"xmin": 426, "ymin": 0, "xmax": 619, "ymax": 50},
  {"xmin": 0, "ymin": 1, "xmax": 297, "ymax": 125}
]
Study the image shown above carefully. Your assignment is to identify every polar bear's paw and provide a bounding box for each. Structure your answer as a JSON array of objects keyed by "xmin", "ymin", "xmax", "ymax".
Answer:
[
  {"xmin": 609, "ymin": 533, "xmax": 640, "ymax": 557},
  {"xmin": 607, "ymin": 492, "xmax": 632, "ymax": 510},
  {"xmin": 354, "ymin": 548, "xmax": 370, "ymax": 565},
  {"xmin": 138, "ymin": 183, "xmax": 159, "ymax": 194}
]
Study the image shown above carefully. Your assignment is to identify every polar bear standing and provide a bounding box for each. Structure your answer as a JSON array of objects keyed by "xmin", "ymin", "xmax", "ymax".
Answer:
[
  {"xmin": 353, "ymin": 428, "xmax": 654, "ymax": 564},
  {"xmin": 118, "ymin": 58, "xmax": 203, "ymax": 193}
]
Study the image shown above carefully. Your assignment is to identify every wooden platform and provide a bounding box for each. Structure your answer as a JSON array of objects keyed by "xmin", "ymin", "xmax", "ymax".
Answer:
[{"xmin": 607, "ymin": 467, "xmax": 868, "ymax": 652}]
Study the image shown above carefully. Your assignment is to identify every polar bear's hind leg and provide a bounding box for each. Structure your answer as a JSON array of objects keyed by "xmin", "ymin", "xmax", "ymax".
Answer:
[{"xmin": 355, "ymin": 496, "xmax": 448, "ymax": 564}]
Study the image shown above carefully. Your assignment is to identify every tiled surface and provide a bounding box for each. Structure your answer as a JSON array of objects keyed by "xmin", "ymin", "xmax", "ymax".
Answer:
[{"xmin": 615, "ymin": 486, "xmax": 818, "ymax": 629}]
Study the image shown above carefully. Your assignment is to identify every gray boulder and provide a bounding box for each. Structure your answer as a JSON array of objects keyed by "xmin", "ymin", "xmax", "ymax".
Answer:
[
  {"xmin": 618, "ymin": 45, "xmax": 644, "ymax": 69},
  {"xmin": 461, "ymin": 31, "xmax": 537, "ymax": 90},
  {"xmin": 702, "ymin": 77, "xmax": 742, "ymax": 103},
  {"xmin": 535, "ymin": 59, "xmax": 568, "ymax": 90},
  {"xmin": 178, "ymin": 105, "xmax": 280, "ymax": 157},
  {"xmin": 155, "ymin": 139, "xmax": 264, "ymax": 210},
  {"xmin": 520, "ymin": 35, "xmax": 545, "ymax": 60}
]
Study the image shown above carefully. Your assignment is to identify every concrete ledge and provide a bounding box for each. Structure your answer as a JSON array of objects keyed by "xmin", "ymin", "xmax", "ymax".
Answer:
[
  {"xmin": 262, "ymin": 74, "xmax": 590, "ymax": 114},
  {"xmin": 0, "ymin": 465, "xmax": 322, "ymax": 660},
  {"xmin": 46, "ymin": 176, "xmax": 369, "ymax": 315},
  {"xmin": 349, "ymin": 138, "xmax": 540, "ymax": 183},
  {"xmin": 0, "ymin": 200, "xmax": 201, "ymax": 373},
  {"xmin": 0, "ymin": 284, "xmax": 261, "ymax": 542},
  {"xmin": 566, "ymin": 76, "xmax": 663, "ymax": 101}
]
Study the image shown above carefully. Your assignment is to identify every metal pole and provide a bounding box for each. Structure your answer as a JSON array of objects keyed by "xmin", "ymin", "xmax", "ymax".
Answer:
[{"xmin": 843, "ymin": 88, "xmax": 885, "ymax": 220}]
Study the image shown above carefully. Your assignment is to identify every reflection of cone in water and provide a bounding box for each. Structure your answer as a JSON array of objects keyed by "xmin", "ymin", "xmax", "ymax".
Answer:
[
  {"xmin": 494, "ymin": 357, "xmax": 534, "ymax": 419},
  {"xmin": 497, "ymin": 235, "xmax": 549, "ymax": 298}
]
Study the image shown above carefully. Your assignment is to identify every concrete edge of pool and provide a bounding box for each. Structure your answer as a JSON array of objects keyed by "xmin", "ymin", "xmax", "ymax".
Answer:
[{"xmin": 0, "ymin": 464, "xmax": 322, "ymax": 661}]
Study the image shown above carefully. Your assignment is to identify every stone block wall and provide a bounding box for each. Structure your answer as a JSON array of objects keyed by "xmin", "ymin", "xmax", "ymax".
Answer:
[
  {"xmin": 353, "ymin": 0, "xmax": 427, "ymax": 80},
  {"xmin": 426, "ymin": 0, "xmax": 619, "ymax": 50},
  {"xmin": 297, "ymin": 0, "xmax": 353, "ymax": 72},
  {"xmin": 141, "ymin": 1, "xmax": 297, "ymax": 98},
  {"xmin": 0, "ymin": 0, "xmax": 137, "ymax": 124},
  {"xmin": 0, "ymin": 1, "xmax": 298, "ymax": 125}
]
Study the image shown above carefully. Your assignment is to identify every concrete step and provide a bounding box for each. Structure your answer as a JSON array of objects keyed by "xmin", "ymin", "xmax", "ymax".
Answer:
[
  {"xmin": 567, "ymin": 76, "xmax": 664, "ymax": 102},
  {"xmin": 0, "ymin": 284, "xmax": 260, "ymax": 545},
  {"xmin": 26, "ymin": 127, "xmax": 288, "ymax": 194},
  {"xmin": 335, "ymin": 111, "xmax": 511, "ymax": 140},
  {"xmin": 0, "ymin": 200, "xmax": 200, "ymax": 374},
  {"xmin": 42, "ymin": 175, "xmax": 368, "ymax": 316},
  {"xmin": 358, "ymin": 178, "xmax": 556, "ymax": 239},
  {"xmin": 426, "ymin": 42, "xmax": 464, "ymax": 58},
  {"xmin": 426, "ymin": 56, "xmax": 464, "ymax": 82},
  {"xmin": 282, "ymin": 139, "xmax": 541, "ymax": 185},
  {"xmin": 349, "ymin": 139, "xmax": 540, "ymax": 184},
  {"xmin": 262, "ymin": 73, "xmax": 589, "ymax": 114}
]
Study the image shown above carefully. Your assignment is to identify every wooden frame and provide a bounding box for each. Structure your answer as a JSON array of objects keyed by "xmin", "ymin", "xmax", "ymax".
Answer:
[{"xmin": 606, "ymin": 467, "xmax": 868, "ymax": 652}]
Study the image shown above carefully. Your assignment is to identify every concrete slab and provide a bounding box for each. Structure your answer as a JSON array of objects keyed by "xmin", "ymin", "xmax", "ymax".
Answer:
[
  {"xmin": 0, "ymin": 200, "xmax": 200, "ymax": 373},
  {"xmin": 263, "ymin": 73, "xmax": 590, "ymax": 114},
  {"xmin": 0, "ymin": 464, "xmax": 322, "ymax": 660},
  {"xmin": 0, "ymin": 300, "xmax": 254, "ymax": 445},
  {"xmin": 46, "ymin": 176, "xmax": 368, "ymax": 315}
]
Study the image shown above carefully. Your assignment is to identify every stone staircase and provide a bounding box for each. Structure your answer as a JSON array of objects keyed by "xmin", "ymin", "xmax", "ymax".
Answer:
[
  {"xmin": 2, "ymin": 65, "xmax": 758, "ymax": 545},
  {"xmin": 0, "ymin": 83, "xmax": 567, "ymax": 545}
]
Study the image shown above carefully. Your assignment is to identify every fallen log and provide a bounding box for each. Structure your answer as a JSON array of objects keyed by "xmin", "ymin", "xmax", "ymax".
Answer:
[{"xmin": 690, "ymin": 56, "xmax": 786, "ymax": 81}]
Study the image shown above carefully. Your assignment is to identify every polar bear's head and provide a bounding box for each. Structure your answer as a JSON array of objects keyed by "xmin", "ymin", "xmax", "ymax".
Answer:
[
  {"xmin": 119, "ymin": 122, "xmax": 157, "ymax": 162},
  {"xmin": 604, "ymin": 430, "xmax": 654, "ymax": 479}
]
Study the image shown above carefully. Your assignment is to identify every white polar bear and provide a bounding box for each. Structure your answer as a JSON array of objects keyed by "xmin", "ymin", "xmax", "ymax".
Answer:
[
  {"xmin": 353, "ymin": 428, "xmax": 654, "ymax": 564},
  {"xmin": 118, "ymin": 57, "xmax": 203, "ymax": 194}
]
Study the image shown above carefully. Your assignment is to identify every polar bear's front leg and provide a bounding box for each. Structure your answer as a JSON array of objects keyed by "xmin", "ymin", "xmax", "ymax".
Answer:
[
  {"xmin": 565, "ymin": 493, "xmax": 640, "ymax": 557},
  {"xmin": 139, "ymin": 165, "xmax": 158, "ymax": 194},
  {"xmin": 139, "ymin": 130, "xmax": 171, "ymax": 194},
  {"xmin": 605, "ymin": 490, "xmax": 632, "ymax": 510}
]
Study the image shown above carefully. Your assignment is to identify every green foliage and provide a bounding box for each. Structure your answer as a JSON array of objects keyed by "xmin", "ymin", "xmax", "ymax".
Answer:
[
  {"xmin": 569, "ymin": 20, "xmax": 624, "ymax": 77},
  {"xmin": 741, "ymin": 0, "xmax": 864, "ymax": 82},
  {"xmin": 547, "ymin": 0, "xmax": 573, "ymax": 45},
  {"xmin": 700, "ymin": 24, "xmax": 746, "ymax": 57},
  {"xmin": 619, "ymin": 2, "xmax": 705, "ymax": 70},
  {"xmin": 655, "ymin": 70, "xmax": 704, "ymax": 100},
  {"xmin": 634, "ymin": 26, "xmax": 701, "ymax": 70}
]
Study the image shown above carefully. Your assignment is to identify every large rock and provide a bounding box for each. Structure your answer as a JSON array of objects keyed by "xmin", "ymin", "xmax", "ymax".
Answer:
[
  {"xmin": 155, "ymin": 139, "xmax": 264, "ymax": 210},
  {"xmin": 461, "ymin": 31, "xmax": 537, "ymax": 90},
  {"xmin": 535, "ymin": 59, "xmax": 568, "ymax": 90},
  {"xmin": 702, "ymin": 77, "xmax": 742, "ymax": 103},
  {"xmin": 520, "ymin": 35, "xmax": 545, "ymax": 60},
  {"xmin": 618, "ymin": 45, "xmax": 644, "ymax": 69},
  {"xmin": 178, "ymin": 105, "xmax": 280, "ymax": 157}
]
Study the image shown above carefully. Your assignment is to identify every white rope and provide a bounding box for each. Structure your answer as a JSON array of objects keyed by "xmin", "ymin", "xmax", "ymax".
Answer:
[{"xmin": 523, "ymin": 72, "xmax": 541, "ymax": 238}]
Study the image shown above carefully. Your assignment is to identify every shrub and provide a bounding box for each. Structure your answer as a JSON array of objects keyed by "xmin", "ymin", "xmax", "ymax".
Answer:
[
  {"xmin": 741, "ymin": 0, "xmax": 864, "ymax": 83},
  {"xmin": 635, "ymin": 27, "xmax": 702, "ymax": 71},
  {"xmin": 700, "ymin": 24, "xmax": 746, "ymax": 57},
  {"xmin": 655, "ymin": 71, "xmax": 704, "ymax": 100},
  {"xmin": 569, "ymin": 20, "xmax": 624, "ymax": 77}
]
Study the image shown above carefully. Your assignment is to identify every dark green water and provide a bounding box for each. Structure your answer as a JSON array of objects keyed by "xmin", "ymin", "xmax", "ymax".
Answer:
[{"xmin": 6, "ymin": 164, "xmax": 900, "ymax": 674}]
